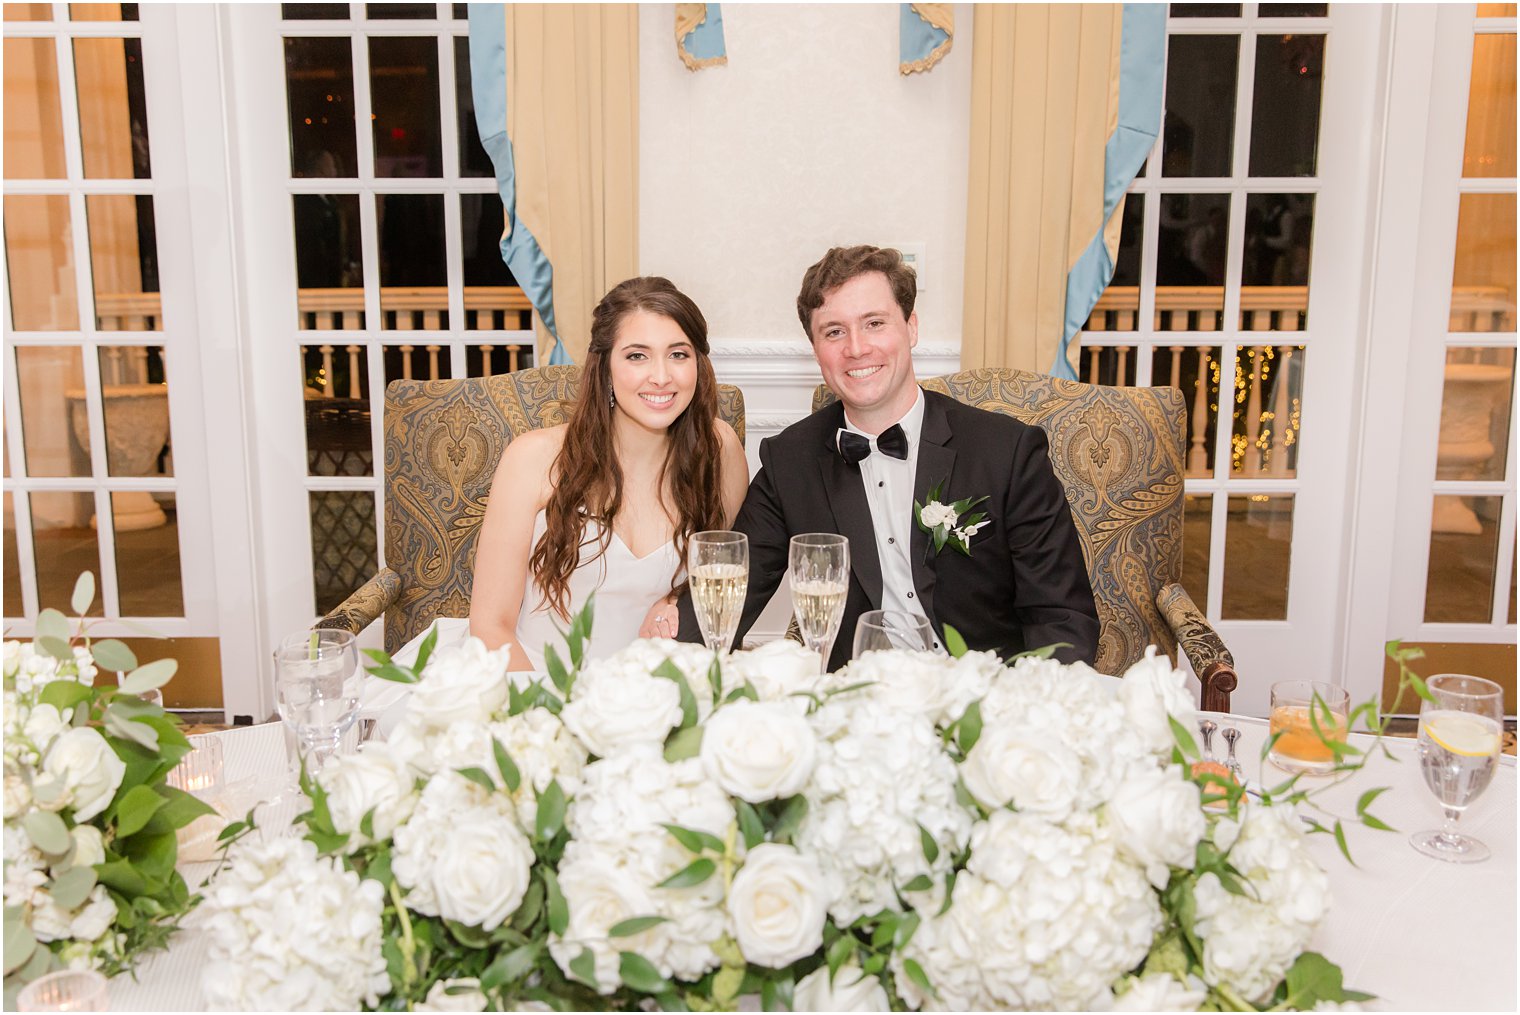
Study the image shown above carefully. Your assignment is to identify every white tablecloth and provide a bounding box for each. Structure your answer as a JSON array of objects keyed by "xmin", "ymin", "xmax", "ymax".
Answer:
[{"xmin": 107, "ymin": 715, "xmax": 1517, "ymax": 1011}]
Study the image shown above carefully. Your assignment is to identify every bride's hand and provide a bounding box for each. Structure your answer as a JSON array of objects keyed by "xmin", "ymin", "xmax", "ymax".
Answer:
[{"xmin": 639, "ymin": 596, "xmax": 678, "ymax": 640}]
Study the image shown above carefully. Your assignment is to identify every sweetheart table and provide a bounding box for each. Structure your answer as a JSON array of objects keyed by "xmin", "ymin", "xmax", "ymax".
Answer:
[{"xmin": 104, "ymin": 713, "xmax": 1517, "ymax": 1012}]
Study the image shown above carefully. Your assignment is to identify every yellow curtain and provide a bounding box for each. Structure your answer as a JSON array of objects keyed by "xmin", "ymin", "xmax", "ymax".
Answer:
[
  {"xmin": 504, "ymin": 5, "xmax": 639, "ymax": 365},
  {"xmin": 962, "ymin": 4, "xmax": 1124, "ymax": 373}
]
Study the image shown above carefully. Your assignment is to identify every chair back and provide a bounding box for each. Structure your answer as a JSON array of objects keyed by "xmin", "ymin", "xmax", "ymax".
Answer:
[
  {"xmin": 379, "ymin": 364, "xmax": 746, "ymax": 651},
  {"xmin": 813, "ymin": 367, "xmax": 1186, "ymax": 674}
]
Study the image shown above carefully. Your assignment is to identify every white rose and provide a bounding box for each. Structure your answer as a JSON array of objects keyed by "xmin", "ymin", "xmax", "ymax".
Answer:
[
  {"xmin": 1107, "ymin": 765, "xmax": 1207, "ymax": 888},
  {"xmin": 408, "ymin": 637, "xmax": 512, "ymax": 729},
  {"xmin": 41, "ymin": 727, "xmax": 126, "ymax": 822},
  {"xmin": 23, "ymin": 703, "xmax": 67, "ymax": 753},
  {"xmin": 700, "ymin": 700, "xmax": 817, "ymax": 802},
  {"xmin": 795, "ymin": 963, "xmax": 890, "ymax": 1011},
  {"xmin": 919, "ymin": 503, "xmax": 958, "ymax": 528},
  {"xmin": 1111, "ymin": 972, "xmax": 1209, "ymax": 1011},
  {"xmin": 562, "ymin": 661, "xmax": 683, "ymax": 757},
  {"xmin": 1119, "ymin": 647, "xmax": 1198, "ymax": 757},
  {"xmin": 317, "ymin": 745, "xmax": 418, "ymax": 852},
  {"xmin": 728, "ymin": 844, "xmax": 830, "ymax": 968},
  {"xmin": 725, "ymin": 640, "xmax": 821, "ymax": 703},
  {"xmin": 960, "ymin": 722, "xmax": 1082, "ymax": 819},
  {"xmin": 69, "ymin": 825, "xmax": 107, "ymax": 868},
  {"xmin": 416, "ymin": 977, "xmax": 488, "ymax": 1012},
  {"xmin": 431, "ymin": 813, "xmax": 535, "ymax": 930},
  {"xmin": 68, "ymin": 885, "xmax": 117, "ymax": 942}
]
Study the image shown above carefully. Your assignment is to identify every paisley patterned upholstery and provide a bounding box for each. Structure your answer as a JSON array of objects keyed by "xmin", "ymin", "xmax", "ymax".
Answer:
[
  {"xmin": 813, "ymin": 367, "xmax": 1237, "ymax": 706},
  {"xmin": 318, "ymin": 365, "xmax": 746, "ymax": 653}
]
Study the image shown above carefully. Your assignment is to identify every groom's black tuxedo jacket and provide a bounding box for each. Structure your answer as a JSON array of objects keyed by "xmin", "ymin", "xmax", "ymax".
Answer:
[{"xmin": 678, "ymin": 389, "xmax": 1100, "ymax": 672}]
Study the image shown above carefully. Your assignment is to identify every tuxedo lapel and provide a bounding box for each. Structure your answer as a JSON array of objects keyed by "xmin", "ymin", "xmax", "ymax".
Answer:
[
  {"xmin": 818, "ymin": 414, "xmax": 884, "ymax": 609},
  {"xmin": 911, "ymin": 393, "xmax": 957, "ymax": 628}
]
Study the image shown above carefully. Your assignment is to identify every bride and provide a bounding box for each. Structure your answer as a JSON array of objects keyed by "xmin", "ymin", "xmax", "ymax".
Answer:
[{"xmin": 469, "ymin": 277, "xmax": 748, "ymax": 670}]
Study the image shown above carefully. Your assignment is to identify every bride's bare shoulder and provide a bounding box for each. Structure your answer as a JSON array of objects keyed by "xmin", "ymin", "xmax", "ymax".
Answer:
[{"xmin": 495, "ymin": 424, "xmax": 567, "ymax": 484}]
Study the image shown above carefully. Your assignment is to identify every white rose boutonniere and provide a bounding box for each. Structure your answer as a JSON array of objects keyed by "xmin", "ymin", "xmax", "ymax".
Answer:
[{"xmin": 913, "ymin": 481, "xmax": 990, "ymax": 557}]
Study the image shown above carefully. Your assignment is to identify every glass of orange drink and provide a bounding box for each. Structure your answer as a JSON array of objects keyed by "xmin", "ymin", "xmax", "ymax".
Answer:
[{"xmin": 1268, "ymin": 680, "xmax": 1351, "ymax": 774}]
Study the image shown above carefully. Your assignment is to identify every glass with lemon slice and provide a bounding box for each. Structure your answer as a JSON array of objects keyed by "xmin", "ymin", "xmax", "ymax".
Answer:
[{"xmin": 1411, "ymin": 674, "xmax": 1504, "ymax": 864}]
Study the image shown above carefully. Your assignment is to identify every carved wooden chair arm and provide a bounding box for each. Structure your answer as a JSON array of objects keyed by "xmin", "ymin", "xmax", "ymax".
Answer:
[
  {"xmin": 314, "ymin": 567, "xmax": 403, "ymax": 638},
  {"xmin": 1156, "ymin": 582, "xmax": 1238, "ymax": 713}
]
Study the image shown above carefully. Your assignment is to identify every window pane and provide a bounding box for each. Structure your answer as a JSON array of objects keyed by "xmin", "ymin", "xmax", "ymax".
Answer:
[
  {"xmin": 454, "ymin": 36, "xmax": 493, "ymax": 178},
  {"xmin": 452, "ymin": 3, "xmax": 467, "ymax": 19},
  {"xmin": 97, "ymin": 345, "xmax": 171, "ymax": 478},
  {"xmin": 69, "ymin": 4, "xmax": 138, "ymax": 20},
  {"xmin": 1425, "ymin": 495, "xmax": 1502, "ymax": 623},
  {"xmin": 465, "ymin": 342, "xmax": 533, "ymax": 377},
  {"xmin": 4, "ymin": 38, "xmax": 67, "ymax": 179},
  {"xmin": 4, "ymin": 195, "xmax": 79, "ymax": 331},
  {"xmin": 1464, "ymin": 34, "xmax": 1516, "ymax": 179},
  {"xmin": 15, "ymin": 346, "xmax": 91, "ymax": 477},
  {"xmin": 74, "ymin": 37, "xmax": 151, "ymax": 179},
  {"xmin": 462, "ymin": 193, "xmax": 527, "ymax": 330},
  {"xmin": 1163, "ymin": 35, "xmax": 1238, "ymax": 178},
  {"xmin": 370, "ymin": 36, "xmax": 442, "ymax": 178},
  {"xmin": 282, "ymin": 3, "xmax": 348, "ymax": 18},
  {"xmin": 1077, "ymin": 345, "xmax": 1138, "ymax": 387},
  {"xmin": 87, "ymin": 194, "xmax": 160, "ymax": 330},
  {"xmin": 1241, "ymin": 193, "xmax": 1314, "ymax": 330},
  {"xmin": 1257, "ymin": 3, "xmax": 1328, "ymax": 15},
  {"xmin": 367, "ymin": 3, "xmax": 435, "ymax": 17},
  {"xmin": 1182, "ymin": 493, "xmax": 1212, "ymax": 610},
  {"xmin": 1169, "ymin": 4, "xmax": 1239, "ymax": 16},
  {"xmin": 1231, "ymin": 344, "xmax": 1304, "ymax": 477},
  {"xmin": 303, "ymin": 344, "xmax": 373, "ymax": 476},
  {"xmin": 1152, "ymin": 344, "xmax": 1223, "ymax": 477},
  {"xmin": 1248, "ymin": 34, "xmax": 1323, "ymax": 177},
  {"xmin": 112, "ymin": 490, "xmax": 182, "ymax": 615},
  {"xmin": 1435, "ymin": 348, "xmax": 1514, "ymax": 483},
  {"xmin": 294, "ymin": 193, "xmax": 365, "ymax": 329},
  {"xmin": 310, "ymin": 490, "xmax": 378, "ymax": 615},
  {"xmin": 1222, "ymin": 494, "xmax": 1293, "ymax": 619},
  {"xmin": 30, "ymin": 490, "xmax": 102, "ymax": 616},
  {"xmin": 4, "ymin": 4, "xmax": 52, "ymax": 20},
  {"xmin": 285, "ymin": 36, "xmax": 358, "ymax": 178},
  {"xmin": 1086, "ymin": 195, "xmax": 1143, "ymax": 333},
  {"xmin": 1449, "ymin": 193, "xmax": 1516, "ymax": 332},
  {"xmin": 4, "ymin": 493, "xmax": 22, "ymax": 617},
  {"xmin": 378, "ymin": 193, "xmax": 446, "ymax": 330},
  {"xmin": 1156, "ymin": 193, "xmax": 1229, "ymax": 329},
  {"xmin": 383, "ymin": 343, "xmax": 451, "ymax": 384}
]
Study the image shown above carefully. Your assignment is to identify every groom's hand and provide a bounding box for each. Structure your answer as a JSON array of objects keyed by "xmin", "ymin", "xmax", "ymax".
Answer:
[{"xmin": 639, "ymin": 596, "xmax": 679, "ymax": 640}]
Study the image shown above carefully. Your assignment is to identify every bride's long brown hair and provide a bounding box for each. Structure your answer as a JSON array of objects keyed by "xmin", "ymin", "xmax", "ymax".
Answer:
[{"xmin": 530, "ymin": 277, "xmax": 725, "ymax": 619}]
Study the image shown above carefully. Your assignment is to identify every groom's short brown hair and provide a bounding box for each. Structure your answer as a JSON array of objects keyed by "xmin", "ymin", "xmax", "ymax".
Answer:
[{"xmin": 796, "ymin": 245, "xmax": 917, "ymax": 341}]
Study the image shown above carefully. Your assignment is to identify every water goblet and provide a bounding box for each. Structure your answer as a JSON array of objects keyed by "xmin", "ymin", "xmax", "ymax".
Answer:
[
  {"xmin": 273, "ymin": 629, "xmax": 360, "ymax": 784},
  {"xmin": 1409, "ymin": 673, "xmax": 1504, "ymax": 864},
  {"xmin": 688, "ymin": 531, "xmax": 748, "ymax": 654},
  {"xmin": 852, "ymin": 609, "xmax": 933, "ymax": 658},
  {"xmin": 789, "ymin": 533, "xmax": 849, "ymax": 673}
]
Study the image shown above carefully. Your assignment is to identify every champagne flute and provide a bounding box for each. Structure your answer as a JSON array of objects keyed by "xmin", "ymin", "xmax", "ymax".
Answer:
[
  {"xmin": 1409, "ymin": 673, "xmax": 1504, "ymax": 864},
  {"xmin": 789, "ymin": 533, "xmax": 849, "ymax": 674},
  {"xmin": 852, "ymin": 609, "xmax": 933, "ymax": 658},
  {"xmin": 273, "ymin": 629, "xmax": 361, "ymax": 784},
  {"xmin": 688, "ymin": 531, "xmax": 748, "ymax": 654}
]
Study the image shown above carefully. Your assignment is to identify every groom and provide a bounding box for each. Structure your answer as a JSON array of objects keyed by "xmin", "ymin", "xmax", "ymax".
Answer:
[{"xmin": 676, "ymin": 245, "xmax": 1099, "ymax": 672}]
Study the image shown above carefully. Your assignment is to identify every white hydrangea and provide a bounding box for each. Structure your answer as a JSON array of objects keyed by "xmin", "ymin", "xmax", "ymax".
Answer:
[
  {"xmin": 827, "ymin": 648, "xmax": 999, "ymax": 729},
  {"xmin": 1118, "ymin": 646, "xmax": 1199, "ymax": 759},
  {"xmin": 392, "ymin": 771, "xmax": 534, "ymax": 931},
  {"xmin": 552, "ymin": 745, "xmax": 734, "ymax": 989},
  {"xmin": 1110, "ymin": 972, "xmax": 1209, "ymax": 1011},
  {"xmin": 195, "ymin": 837, "xmax": 388, "ymax": 1011},
  {"xmin": 894, "ymin": 810, "xmax": 1161, "ymax": 1011},
  {"xmin": 405, "ymin": 637, "xmax": 513, "ymax": 730},
  {"xmin": 796, "ymin": 693, "xmax": 971, "ymax": 924},
  {"xmin": 488, "ymin": 707, "xmax": 588, "ymax": 829},
  {"xmin": 1193, "ymin": 803, "xmax": 1331, "ymax": 1003}
]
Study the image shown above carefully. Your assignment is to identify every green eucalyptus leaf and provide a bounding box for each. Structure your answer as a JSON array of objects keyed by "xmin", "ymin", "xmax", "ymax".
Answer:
[
  {"xmin": 661, "ymin": 823, "xmax": 725, "ymax": 855},
  {"xmin": 455, "ymin": 766, "xmax": 497, "ymax": 792},
  {"xmin": 653, "ymin": 660, "xmax": 699, "ymax": 729},
  {"xmin": 663, "ymin": 724, "xmax": 704, "ymax": 762},
  {"xmin": 1168, "ymin": 715, "xmax": 1200, "ymax": 760},
  {"xmin": 609, "ymin": 915, "xmax": 669, "ymax": 937},
  {"xmin": 735, "ymin": 799, "xmax": 765, "ymax": 850},
  {"xmin": 114, "ymin": 784, "xmax": 167, "ymax": 838},
  {"xmin": 543, "ymin": 869, "xmax": 569, "ymax": 936},
  {"xmin": 1007, "ymin": 642, "xmax": 1071, "ymax": 661},
  {"xmin": 619, "ymin": 951, "xmax": 672, "ymax": 995},
  {"xmin": 917, "ymin": 822, "xmax": 939, "ymax": 865},
  {"xmin": 770, "ymin": 794, "xmax": 809, "ymax": 843},
  {"xmin": 956, "ymin": 700, "xmax": 982, "ymax": 754},
  {"xmin": 91, "ymin": 637, "xmax": 141, "ymax": 671},
  {"xmin": 37, "ymin": 636, "xmax": 74, "ymax": 662},
  {"xmin": 48, "ymin": 864, "xmax": 98, "ymax": 910},
  {"xmin": 903, "ymin": 958, "xmax": 938, "ymax": 1001},
  {"xmin": 71, "ymin": 572, "xmax": 96, "ymax": 616},
  {"xmin": 567, "ymin": 947, "xmax": 598, "ymax": 990},
  {"xmin": 535, "ymin": 780, "xmax": 566, "ymax": 842},
  {"xmin": 900, "ymin": 873, "xmax": 934, "ymax": 893},
  {"xmin": 657, "ymin": 858, "xmax": 716, "ymax": 889},
  {"xmin": 3, "ymin": 915, "xmax": 37, "ymax": 975},
  {"xmin": 544, "ymin": 645, "xmax": 571, "ymax": 695},
  {"xmin": 35, "ymin": 608, "xmax": 71, "ymax": 644},
  {"xmin": 120, "ymin": 658, "xmax": 177, "ymax": 695},
  {"xmin": 413, "ymin": 621, "xmax": 440, "ymax": 675},
  {"xmin": 38, "ymin": 680, "xmax": 93, "ymax": 713},
  {"xmin": 481, "ymin": 942, "xmax": 539, "ymax": 991},
  {"xmin": 23, "ymin": 810, "xmax": 71, "ymax": 856},
  {"xmin": 104, "ymin": 711, "xmax": 160, "ymax": 751},
  {"xmin": 493, "ymin": 738, "xmax": 522, "ymax": 793},
  {"xmin": 942, "ymin": 624, "xmax": 969, "ymax": 659}
]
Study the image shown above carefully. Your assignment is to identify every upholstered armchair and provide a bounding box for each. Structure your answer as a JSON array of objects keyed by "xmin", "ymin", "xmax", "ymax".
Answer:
[
  {"xmin": 315, "ymin": 365, "xmax": 747, "ymax": 653},
  {"xmin": 813, "ymin": 367, "xmax": 1239, "ymax": 711}
]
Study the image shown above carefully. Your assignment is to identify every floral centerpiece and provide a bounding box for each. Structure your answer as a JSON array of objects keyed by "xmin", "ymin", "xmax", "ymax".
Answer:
[
  {"xmin": 3, "ymin": 574, "xmax": 212, "ymax": 1002},
  {"xmin": 196, "ymin": 606, "xmax": 1396, "ymax": 1012}
]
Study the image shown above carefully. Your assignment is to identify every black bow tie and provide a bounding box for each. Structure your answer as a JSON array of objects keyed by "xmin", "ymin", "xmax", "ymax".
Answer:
[{"xmin": 836, "ymin": 424, "xmax": 908, "ymax": 465}]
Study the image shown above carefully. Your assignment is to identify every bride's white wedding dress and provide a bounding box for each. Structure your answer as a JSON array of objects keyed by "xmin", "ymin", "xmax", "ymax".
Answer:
[{"xmin": 379, "ymin": 510, "xmax": 680, "ymax": 676}]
